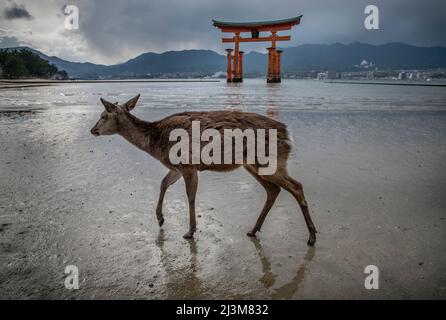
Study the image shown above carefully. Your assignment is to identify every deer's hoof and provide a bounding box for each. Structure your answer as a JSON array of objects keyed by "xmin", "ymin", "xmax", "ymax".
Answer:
[
  {"xmin": 307, "ymin": 235, "xmax": 316, "ymax": 246},
  {"xmin": 247, "ymin": 231, "xmax": 257, "ymax": 237},
  {"xmin": 158, "ymin": 217, "xmax": 164, "ymax": 227},
  {"xmin": 183, "ymin": 232, "xmax": 194, "ymax": 239}
]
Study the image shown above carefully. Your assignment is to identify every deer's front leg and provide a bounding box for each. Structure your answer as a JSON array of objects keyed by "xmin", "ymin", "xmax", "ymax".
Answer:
[
  {"xmin": 182, "ymin": 169, "xmax": 198, "ymax": 239},
  {"xmin": 156, "ymin": 170, "xmax": 181, "ymax": 226}
]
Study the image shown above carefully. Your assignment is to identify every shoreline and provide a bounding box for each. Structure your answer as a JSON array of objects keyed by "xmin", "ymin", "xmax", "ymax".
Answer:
[
  {"xmin": 2, "ymin": 78, "xmax": 445, "ymax": 89},
  {"xmin": 324, "ymin": 79, "xmax": 446, "ymax": 87},
  {"xmin": 0, "ymin": 79, "xmax": 221, "ymax": 83},
  {"xmin": 0, "ymin": 79, "xmax": 221, "ymax": 89}
]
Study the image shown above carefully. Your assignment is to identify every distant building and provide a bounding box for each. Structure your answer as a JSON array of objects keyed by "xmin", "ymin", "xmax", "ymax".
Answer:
[
  {"xmin": 317, "ymin": 72, "xmax": 325, "ymax": 80},
  {"xmin": 398, "ymin": 72, "xmax": 406, "ymax": 80},
  {"xmin": 326, "ymin": 70, "xmax": 338, "ymax": 79},
  {"xmin": 317, "ymin": 70, "xmax": 339, "ymax": 80},
  {"xmin": 355, "ymin": 59, "xmax": 375, "ymax": 69}
]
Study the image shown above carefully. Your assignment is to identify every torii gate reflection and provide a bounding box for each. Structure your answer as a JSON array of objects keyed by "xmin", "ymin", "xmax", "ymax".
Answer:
[{"xmin": 212, "ymin": 16, "xmax": 302, "ymax": 83}]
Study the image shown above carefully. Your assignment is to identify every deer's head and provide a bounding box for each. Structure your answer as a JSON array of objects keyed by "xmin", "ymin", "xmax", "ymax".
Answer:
[{"xmin": 90, "ymin": 94, "xmax": 140, "ymax": 136}]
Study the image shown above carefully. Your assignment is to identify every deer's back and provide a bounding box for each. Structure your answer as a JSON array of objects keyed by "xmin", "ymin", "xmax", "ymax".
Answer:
[{"xmin": 150, "ymin": 110, "xmax": 292, "ymax": 171}]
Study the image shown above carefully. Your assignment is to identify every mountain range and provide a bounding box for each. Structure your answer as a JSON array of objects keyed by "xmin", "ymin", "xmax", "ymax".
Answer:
[{"xmin": 4, "ymin": 42, "xmax": 446, "ymax": 78}]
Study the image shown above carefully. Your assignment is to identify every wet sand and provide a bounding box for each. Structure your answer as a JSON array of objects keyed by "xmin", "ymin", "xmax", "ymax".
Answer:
[{"xmin": 0, "ymin": 80, "xmax": 445, "ymax": 299}]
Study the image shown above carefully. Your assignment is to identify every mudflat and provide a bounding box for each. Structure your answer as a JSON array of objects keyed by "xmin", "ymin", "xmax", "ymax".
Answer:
[{"xmin": 1, "ymin": 80, "xmax": 445, "ymax": 299}]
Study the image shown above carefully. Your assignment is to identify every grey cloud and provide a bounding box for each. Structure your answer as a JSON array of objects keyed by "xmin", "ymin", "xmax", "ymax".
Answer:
[
  {"xmin": 0, "ymin": 35, "xmax": 28, "ymax": 48},
  {"xmin": 72, "ymin": 0, "xmax": 446, "ymax": 63},
  {"xmin": 1, "ymin": 0, "xmax": 445, "ymax": 64},
  {"xmin": 3, "ymin": 2, "xmax": 33, "ymax": 20}
]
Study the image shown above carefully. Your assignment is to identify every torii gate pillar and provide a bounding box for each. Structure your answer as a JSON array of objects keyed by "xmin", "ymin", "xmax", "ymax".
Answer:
[
  {"xmin": 267, "ymin": 49, "xmax": 282, "ymax": 83},
  {"xmin": 225, "ymin": 48, "xmax": 233, "ymax": 82}
]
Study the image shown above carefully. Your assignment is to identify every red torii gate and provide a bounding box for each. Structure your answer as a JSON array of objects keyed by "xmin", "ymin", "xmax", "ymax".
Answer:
[{"xmin": 212, "ymin": 15, "xmax": 302, "ymax": 83}]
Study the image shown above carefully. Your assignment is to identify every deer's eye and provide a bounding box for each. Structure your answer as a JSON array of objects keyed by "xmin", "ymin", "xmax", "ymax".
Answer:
[{"xmin": 101, "ymin": 115, "xmax": 106, "ymax": 120}]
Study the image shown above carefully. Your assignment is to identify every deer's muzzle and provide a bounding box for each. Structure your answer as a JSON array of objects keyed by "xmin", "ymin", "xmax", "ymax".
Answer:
[{"xmin": 91, "ymin": 127, "xmax": 100, "ymax": 136}]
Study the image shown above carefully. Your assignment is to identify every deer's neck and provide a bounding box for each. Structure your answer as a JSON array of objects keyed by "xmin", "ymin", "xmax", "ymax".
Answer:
[{"xmin": 118, "ymin": 114, "xmax": 154, "ymax": 154}]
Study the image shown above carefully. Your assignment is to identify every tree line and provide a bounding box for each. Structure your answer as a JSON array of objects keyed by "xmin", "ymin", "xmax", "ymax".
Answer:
[{"xmin": 0, "ymin": 49, "xmax": 68, "ymax": 79}]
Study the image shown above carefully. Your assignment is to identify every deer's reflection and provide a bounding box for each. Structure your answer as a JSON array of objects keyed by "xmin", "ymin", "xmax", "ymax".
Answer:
[
  {"xmin": 249, "ymin": 237, "xmax": 315, "ymax": 299},
  {"xmin": 156, "ymin": 229, "xmax": 314, "ymax": 299},
  {"xmin": 266, "ymin": 82, "xmax": 281, "ymax": 119},
  {"xmin": 156, "ymin": 229, "xmax": 203, "ymax": 299}
]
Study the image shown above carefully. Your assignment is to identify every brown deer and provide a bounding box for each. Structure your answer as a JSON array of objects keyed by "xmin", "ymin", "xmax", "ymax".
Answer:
[{"xmin": 90, "ymin": 94, "xmax": 317, "ymax": 245}]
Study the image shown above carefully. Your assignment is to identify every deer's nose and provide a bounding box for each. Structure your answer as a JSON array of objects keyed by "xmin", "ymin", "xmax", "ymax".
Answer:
[{"xmin": 91, "ymin": 128, "xmax": 100, "ymax": 136}]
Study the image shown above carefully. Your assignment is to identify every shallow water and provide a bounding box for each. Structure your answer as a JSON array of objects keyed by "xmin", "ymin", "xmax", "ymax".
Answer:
[{"xmin": 1, "ymin": 79, "xmax": 446, "ymax": 299}]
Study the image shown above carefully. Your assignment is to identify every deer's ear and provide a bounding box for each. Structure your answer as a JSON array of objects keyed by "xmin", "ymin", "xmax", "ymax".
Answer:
[
  {"xmin": 124, "ymin": 94, "xmax": 140, "ymax": 111},
  {"xmin": 100, "ymin": 98, "xmax": 118, "ymax": 113}
]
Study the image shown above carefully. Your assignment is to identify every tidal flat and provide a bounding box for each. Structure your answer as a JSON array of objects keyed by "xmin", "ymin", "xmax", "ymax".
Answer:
[{"xmin": 1, "ymin": 79, "xmax": 445, "ymax": 299}]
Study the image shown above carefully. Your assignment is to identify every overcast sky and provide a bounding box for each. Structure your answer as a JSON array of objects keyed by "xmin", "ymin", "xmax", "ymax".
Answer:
[{"xmin": 0, "ymin": 0, "xmax": 445, "ymax": 64}]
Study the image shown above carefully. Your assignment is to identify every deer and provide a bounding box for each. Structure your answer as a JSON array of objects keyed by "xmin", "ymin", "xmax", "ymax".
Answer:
[{"xmin": 90, "ymin": 94, "xmax": 317, "ymax": 245}]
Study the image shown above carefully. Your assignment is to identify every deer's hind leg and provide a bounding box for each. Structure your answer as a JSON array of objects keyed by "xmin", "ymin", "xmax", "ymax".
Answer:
[
  {"xmin": 245, "ymin": 165, "xmax": 281, "ymax": 237},
  {"xmin": 254, "ymin": 165, "xmax": 317, "ymax": 245},
  {"xmin": 284, "ymin": 175, "xmax": 317, "ymax": 245},
  {"xmin": 263, "ymin": 169, "xmax": 317, "ymax": 246},
  {"xmin": 156, "ymin": 170, "xmax": 182, "ymax": 226}
]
